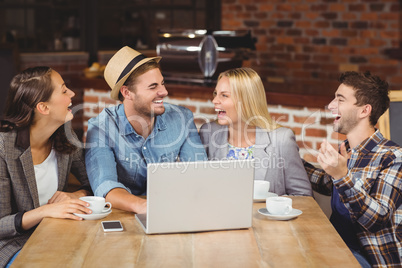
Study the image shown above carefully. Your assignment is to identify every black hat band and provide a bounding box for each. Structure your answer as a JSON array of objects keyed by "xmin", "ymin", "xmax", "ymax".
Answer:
[{"xmin": 116, "ymin": 54, "xmax": 146, "ymax": 85}]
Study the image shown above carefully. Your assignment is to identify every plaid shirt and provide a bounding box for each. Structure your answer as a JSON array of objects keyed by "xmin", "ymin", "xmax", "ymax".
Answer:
[{"xmin": 304, "ymin": 130, "xmax": 402, "ymax": 267}]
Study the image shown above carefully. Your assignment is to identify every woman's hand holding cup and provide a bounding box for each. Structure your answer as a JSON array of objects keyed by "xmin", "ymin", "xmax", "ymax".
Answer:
[{"xmin": 79, "ymin": 196, "xmax": 112, "ymax": 214}]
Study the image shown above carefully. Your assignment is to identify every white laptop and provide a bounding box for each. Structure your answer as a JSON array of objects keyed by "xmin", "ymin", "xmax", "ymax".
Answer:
[{"xmin": 135, "ymin": 160, "xmax": 255, "ymax": 234}]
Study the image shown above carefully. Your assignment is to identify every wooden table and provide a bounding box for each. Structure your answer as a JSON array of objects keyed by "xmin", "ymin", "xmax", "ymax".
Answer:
[{"xmin": 12, "ymin": 197, "xmax": 360, "ymax": 267}]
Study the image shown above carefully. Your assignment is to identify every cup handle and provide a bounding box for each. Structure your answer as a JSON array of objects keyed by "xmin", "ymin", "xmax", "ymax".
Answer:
[
  {"xmin": 284, "ymin": 205, "xmax": 292, "ymax": 215},
  {"xmin": 102, "ymin": 202, "xmax": 112, "ymax": 213}
]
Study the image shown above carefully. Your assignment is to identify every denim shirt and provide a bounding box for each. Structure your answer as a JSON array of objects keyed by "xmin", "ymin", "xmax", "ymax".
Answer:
[{"xmin": 85, "ymin": 103, "xmax": 207, "ymax": 197}]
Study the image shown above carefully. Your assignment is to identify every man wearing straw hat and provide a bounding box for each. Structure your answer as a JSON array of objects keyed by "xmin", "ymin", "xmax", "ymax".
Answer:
[{"xmin": 85, "ymin": 46, "xmax": 207, "ymax": 214}]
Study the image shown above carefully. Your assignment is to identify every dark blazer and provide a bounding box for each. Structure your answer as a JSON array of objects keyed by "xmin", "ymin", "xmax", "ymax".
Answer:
[
  {"xmin": 199, "ymin": 121, "xmax": 312, "ymax": 196},
  {"xmin": 0, "ymin": 128, "xmax": 90, "ymax": 267}
]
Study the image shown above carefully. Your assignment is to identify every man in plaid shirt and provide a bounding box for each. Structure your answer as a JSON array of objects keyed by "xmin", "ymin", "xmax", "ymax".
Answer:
[{"xmin": 304, "ymin": 71, "xmax": 402, "ymax": 267}]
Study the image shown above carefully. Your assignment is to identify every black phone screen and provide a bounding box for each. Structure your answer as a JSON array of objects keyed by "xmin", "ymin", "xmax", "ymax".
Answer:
[{"xmin": 102, "ymin": 221, "xmax": 122, "ymax": 229}]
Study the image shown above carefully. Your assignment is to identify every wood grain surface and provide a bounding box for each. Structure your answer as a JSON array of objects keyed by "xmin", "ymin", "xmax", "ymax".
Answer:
[{"xmin": 12, "ymin": 196, "xmax": 360, "ymax": 268}]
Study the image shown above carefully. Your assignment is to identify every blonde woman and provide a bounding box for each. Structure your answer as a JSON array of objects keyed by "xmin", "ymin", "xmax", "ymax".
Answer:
[{"xmin": 199, "ymin": 68, "xmax": 312, "ymax": 196}]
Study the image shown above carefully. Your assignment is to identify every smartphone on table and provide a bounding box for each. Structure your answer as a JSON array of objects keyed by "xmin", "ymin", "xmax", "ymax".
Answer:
[{"xmin": 101, "ymin": 220, "xmax": 123, "ymax": 232}]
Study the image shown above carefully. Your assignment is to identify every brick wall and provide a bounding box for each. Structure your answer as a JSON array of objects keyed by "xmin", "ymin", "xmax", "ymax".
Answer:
[
  {"xmin": 19, "ymin": 52, "xmax": 89, "ymax": 76},
  {"xmin": 221, "ymin": 0, "xmax": 402, "ymax": 93}
]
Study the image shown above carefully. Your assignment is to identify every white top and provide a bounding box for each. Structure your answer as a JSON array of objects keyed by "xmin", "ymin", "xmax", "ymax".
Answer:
[{"xmin": 34, "ymin": 149, "xmax": 58, "ymax": 206}]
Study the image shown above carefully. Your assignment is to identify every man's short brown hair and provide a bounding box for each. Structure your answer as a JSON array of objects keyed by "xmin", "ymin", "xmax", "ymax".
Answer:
[{"xmin": 339, "ymin": 71, "xmax": 389, "ymax": 126}]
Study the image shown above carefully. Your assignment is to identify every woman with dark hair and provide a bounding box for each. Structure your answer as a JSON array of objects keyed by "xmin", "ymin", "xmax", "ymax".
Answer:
[{"xmin": 0, "ymin": 66, "xmax": 92, "ymax": 267}]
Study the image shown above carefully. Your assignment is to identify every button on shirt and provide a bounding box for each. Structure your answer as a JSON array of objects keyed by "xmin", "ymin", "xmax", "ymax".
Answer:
[
  {"xmin": 304, "ymin": 130, "xmax": 402, "ymax": 267},
  {"xmin": 85, "ymin": 103, "xmax": 207, "ymax": 197}
]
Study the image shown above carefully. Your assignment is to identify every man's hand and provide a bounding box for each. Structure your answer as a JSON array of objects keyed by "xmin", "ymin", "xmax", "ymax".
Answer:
[
  {"xmin": 105, "ymin": 188, "xmax": 147, "ymax": 214},
  {"xmin": 317, "ymin": 140, "xmax": 349, "ymax": 180},
  {"xmin": 134, "ymin": 198, "xmax": 147, "ymax": 214}
]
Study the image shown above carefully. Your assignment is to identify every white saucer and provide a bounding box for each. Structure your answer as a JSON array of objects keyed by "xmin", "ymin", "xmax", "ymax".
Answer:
[
  {"xmin": 74, "ymin": 209, "xmax": 112, "ymax": 220},
  {"xmin": 253, "ymin": 192, "xmax": 278, "ymax": 202},
  {"xmin": 258, "ymin": 208, "xmax": 302, "ymax": 221}
]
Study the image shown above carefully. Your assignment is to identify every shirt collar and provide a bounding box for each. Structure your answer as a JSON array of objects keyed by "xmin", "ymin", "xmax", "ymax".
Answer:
[
  {"xmin": 16, "ymin": 127, "xmax": 30, "ymax": 150},
  {"xmin": 155, "ymin": 113, "xmax": 167, "ymax": 131},
  {"xmin": 118, "ymin": 104, "xmax": 167, "ymax": 136},
  {"xmin": 347, "ymin": 129, "xmax": 383, "ymax": 155}
]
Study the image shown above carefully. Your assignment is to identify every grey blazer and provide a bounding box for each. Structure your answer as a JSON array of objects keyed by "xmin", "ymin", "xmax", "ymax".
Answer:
[
  {"xmin": 199, "ymin": 121, "xmax": 312, "ymax": 196},
  {"xmin": 0, "ymin": 128, "xmax": 90, "ymax": 267}
]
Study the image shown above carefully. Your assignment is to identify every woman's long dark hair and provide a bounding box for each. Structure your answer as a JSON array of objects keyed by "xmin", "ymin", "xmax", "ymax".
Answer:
[{"xmin": 1, "ymin": 66, "xmax": 76, "ymax": 154}]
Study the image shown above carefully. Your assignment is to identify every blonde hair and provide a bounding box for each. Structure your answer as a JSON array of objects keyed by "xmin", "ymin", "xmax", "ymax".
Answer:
[{"xmin": 218, "ymin": 67, "xmax": 280, "ymax": 131}]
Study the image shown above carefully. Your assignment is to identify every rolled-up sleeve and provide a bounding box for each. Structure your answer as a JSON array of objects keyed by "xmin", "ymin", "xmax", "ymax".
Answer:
[{"xmin": 85, "ymin": 119, "xmax": 131, "ymax": 197}]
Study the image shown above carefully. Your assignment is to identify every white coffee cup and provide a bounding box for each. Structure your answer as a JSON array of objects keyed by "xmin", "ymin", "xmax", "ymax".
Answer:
[
  {"xmin": 254, "ymin": 180, "xmax": 270, "ymax": 199},
  {"xmin": 266, "ymin": 196, "xmax": 292, "ymax": 215},
  {"xmin": 79, "ymin": 196, "xmax": 112, "ymax": 214}
]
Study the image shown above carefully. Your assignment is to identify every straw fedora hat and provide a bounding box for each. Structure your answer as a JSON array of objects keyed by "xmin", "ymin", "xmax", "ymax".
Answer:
[{"xmin": 104, "ymin": 46, "xmax": 161, "ymax": 100}]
